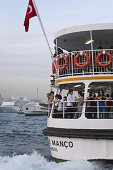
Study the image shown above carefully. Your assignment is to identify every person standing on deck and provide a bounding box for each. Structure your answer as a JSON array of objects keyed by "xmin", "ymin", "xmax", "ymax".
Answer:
[
  {"xmin": 76, "ymin": 91, "xmax": 84, "ymax": 118},
  {"xmin": 106, "ymin": 94, "xmax": 112, "ymax": 118},
  {"xmin": 54, "ymin": 46, "xmax": 63, "ymax": 57},
  {"xmin": 96, "ymin": 89, "xmax": 106, "ymax": 119},
  {"xmin": 86, "ymin": 91, "xmax": 97, "ymax": 119},
  {"xmin": 66, "ymin": 89, "xmax": 76, "ymax": 119},
  {"xmin": 110, "ymin": 92, "xmax": 113, "ymax": 118},
  {"xmin": 47, "ymin": 91, "xmax": 54, "ymax": 112}
]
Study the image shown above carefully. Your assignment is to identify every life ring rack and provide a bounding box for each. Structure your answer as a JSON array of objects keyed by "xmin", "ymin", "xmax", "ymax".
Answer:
[
  {"xmin": 96, "ymin": 51, "xmax": 112, "ymax": 67},
  {"xmin": 74, "ymin": 52, "xmax": 89, "ymax": 68},
  {"xmin": 57, "ymin": 54, "xmax": 68, "ymax": 70}
]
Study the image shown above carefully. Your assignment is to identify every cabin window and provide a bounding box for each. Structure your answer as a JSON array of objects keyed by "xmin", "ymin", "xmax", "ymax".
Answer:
[
  {"xmin": 52, "ymin": 83, "xmax": 85, "ymax": 119},
  {"xmin": 85, "ymin": 82, "xmax": 113, "ymax": 119}
]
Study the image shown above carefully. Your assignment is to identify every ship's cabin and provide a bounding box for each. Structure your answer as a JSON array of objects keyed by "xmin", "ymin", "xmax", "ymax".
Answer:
[
  {"xmin": 49, "ymin": 23, "xmax": 113, "ymax": 120},
  {"xmin": 53, "ymin": 23, "xmax": 113, "ymax": 77}
]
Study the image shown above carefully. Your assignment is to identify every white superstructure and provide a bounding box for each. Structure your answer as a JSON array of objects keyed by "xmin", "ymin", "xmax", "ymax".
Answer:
[{"xmin": 43, "ymin": 23, "xmax": 113, "ymax": 161}]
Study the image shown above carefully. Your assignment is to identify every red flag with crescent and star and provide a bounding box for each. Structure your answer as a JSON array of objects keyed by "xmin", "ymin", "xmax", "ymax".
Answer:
[{"xmin": 24, "ymin": 0, "xmax": 37, "ymax": 32}]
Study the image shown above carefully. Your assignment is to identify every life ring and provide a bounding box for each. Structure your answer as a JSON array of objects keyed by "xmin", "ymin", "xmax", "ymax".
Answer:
[
  {"xmin": 52, "ymin": 62, "xmax": 55, "ymax": 74},
  {"xmin": 96, "ymin": 51, "xmax": 112, "ymax": 67},
  {"xmin": 74, "ymin": 52, "xmax": 89, "ymax": 68},
  {"xmin": 57, "ymin": 54, "xmax": 68, "ymax": 70}
]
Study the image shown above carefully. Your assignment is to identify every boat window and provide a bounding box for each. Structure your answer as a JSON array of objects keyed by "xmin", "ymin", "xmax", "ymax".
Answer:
[
  {"xmin": 85, "ymin": 82, "xmax": 113, "ymax": 119},
  {"xmin": 51, "ymin": 83, "xmax": 85, "ymax": 119}
]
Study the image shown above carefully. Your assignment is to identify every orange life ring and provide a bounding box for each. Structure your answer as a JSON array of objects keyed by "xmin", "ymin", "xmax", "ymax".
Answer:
[
  {"xmin": 74, "ymin": 52, "xmax": 89, "ymax": 68},
  {"xmin": 96, "ymin": 51, "xmax": 112, "ymax": 67},
  {"xmin": 57, "ymin": 54, "xmax": 68, "ymax": 70},
  {"xmin": 52, "ymin": 62, "xmax": 55, "ymax": 74}
]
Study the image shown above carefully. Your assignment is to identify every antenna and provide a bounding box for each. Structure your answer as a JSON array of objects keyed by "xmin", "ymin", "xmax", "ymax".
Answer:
[{"xmin": 37, "ymin": 88, "xmax": 38, "ymax": 103}]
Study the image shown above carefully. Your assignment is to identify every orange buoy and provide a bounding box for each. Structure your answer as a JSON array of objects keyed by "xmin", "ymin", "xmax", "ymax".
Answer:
[
  {"xmin": 57, "ymin": 54, "xmax": 68, "ymax": 70},
  {"xmin": 74, "ymin": 52, "xmax": 89, "ymax": 68},
  {"xmin": 96, "ymin": 51, "xmax": 112, "ymax": 67}
]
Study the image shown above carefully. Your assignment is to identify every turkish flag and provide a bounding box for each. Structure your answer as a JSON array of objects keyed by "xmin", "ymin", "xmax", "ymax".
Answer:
[{"xmin": 24, "ymin": 0, "xmax": 37, "ymax": 32}]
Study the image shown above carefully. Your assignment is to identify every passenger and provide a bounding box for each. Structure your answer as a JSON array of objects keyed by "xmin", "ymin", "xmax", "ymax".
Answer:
[
  {"xmin": 53, "ymin": 94, "xmax": 59, "ymax": 112},
  {"xmin": 66, "ymin": 89, "xmax": 76, "ymax": 119},
  {"xmin": 47, "ymin": 91, "xmax": 54, "ymax": 112},
  {"xmin": 47, "ymin": 93, "xmax": 52, "ymax": 112},
  {"xmin": 96, "ymin": 89, "xmax": 106, "ymax": 119},
  {"xmin": 54, "ymin": 46, "xmax": 63, "ymax": 57},
  {"xmin": 76, "ymin": 91, "xmax": 84, "ymax": 118},
  {"xmin": 53, "ymin": 94, "xmax": 63, "ymax": 118},
  {"xmin": 57, "ymin": 95, "xmax": 63, "ymax": 113},
  {"xmin": 47, "ymin": 93, "xmax": 51, "ymax": 101},
  {"xmin": 106, "ymin": 94, "xmax": 112, "ymax": 117},
  {"xmin": 111, "ymin": 92, "xmax": 113, "ymax": 118},
  {"xmin": 50, "ymin": 91, "xmax": 54, "ymax": 102},
  {"xmin": 86, "ymin": 91, "xmax": 97, "ymax": 119},
  {"xmin": 62, "ymin": 96, "xmax": 67, "ymax": 111}
]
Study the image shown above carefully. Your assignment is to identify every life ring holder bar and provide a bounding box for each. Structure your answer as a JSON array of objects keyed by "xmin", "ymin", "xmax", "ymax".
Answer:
[{"xmin": 52, "ymin": 50, "xmax": 113, "ymax": 76}]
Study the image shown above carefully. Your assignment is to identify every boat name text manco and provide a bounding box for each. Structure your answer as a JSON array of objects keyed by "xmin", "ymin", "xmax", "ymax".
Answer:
[{"xmin": 49, "ymin": 139, "xmax": 73, "ymax": 149}]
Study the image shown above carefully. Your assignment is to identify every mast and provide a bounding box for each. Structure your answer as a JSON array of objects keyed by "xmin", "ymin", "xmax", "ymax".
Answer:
[
  {"xmin": 32, "ymin": 0, "xmax": 58, "ymax": 76},
  {"xmin": 37, "ymin": 88, "xmax": 38, "ymax": 103}
]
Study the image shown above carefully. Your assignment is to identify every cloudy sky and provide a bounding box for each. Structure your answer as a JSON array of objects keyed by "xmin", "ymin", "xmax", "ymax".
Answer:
[{"xmin": 0, "ymin": 0, "xmax": 113, "ymax": 100}]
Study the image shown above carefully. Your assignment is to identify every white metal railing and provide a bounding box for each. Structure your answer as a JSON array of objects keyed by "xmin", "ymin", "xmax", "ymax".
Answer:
[
  {"xmin": 53, "ymin": 49, "xmax": 113, "ymax": 77},
  {"xmin": 48, "ymin": 100, "xmax": 113, "ymax": 119}
]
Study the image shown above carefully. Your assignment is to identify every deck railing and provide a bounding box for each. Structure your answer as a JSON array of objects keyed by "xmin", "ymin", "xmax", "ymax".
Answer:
[
  {"xmin": 48, "ymin": 100, "xmax": 113, "ymax": 119},
  {"xmin": 54, "ymin": 49, "xmax": 113, "ymax": 77}
]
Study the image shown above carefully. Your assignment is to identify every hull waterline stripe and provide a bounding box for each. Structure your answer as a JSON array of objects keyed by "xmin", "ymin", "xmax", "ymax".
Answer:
[
  {"xmin": 56, "ymin": 76, "xmax": 113, "ymax": 83},
  {"xmin": 43, "ymin": 127, "xmax": 113, "ymax": 139}
]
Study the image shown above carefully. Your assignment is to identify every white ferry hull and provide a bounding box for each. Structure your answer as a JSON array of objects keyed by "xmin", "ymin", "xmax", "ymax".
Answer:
[
  {"xmin": 48, "ymin": 136, "xmax": 113, "ymax": 161},
  {"xmin": 44, "ymin": 23, "xmax": 113, "ymax": 162}
]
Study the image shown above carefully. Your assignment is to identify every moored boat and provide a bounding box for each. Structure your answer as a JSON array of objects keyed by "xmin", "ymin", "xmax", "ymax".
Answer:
[
  {"xmin": 43, "ymin": 23, "xmax": 113, "ymax": 161},
  {"xmin": 0, "ymin": 101, "xmax": 20, "ymax": 113},
  {"xmin": 23, "ymin": 103, "xmax": 48, "ymax": 116}
]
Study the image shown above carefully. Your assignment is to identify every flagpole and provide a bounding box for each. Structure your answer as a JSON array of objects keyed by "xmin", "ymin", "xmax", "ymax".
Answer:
[{"xmin": 32, "ymin": 0, "xmax": 58, "ymax": 75}]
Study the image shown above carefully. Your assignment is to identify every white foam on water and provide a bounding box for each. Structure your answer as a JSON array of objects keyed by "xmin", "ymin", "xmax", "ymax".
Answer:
[{"xmin": 0, "ymin": 152, "xmax": 112, "ymax": 170}]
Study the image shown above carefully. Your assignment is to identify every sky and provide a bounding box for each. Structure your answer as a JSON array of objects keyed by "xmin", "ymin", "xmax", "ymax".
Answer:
[{"xmin": 0, "ymin": 0, "xmax": 113, "ymax": 100}]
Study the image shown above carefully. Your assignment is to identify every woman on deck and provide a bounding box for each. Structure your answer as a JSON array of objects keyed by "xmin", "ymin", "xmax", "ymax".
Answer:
[
  {"xmin": 86, "ymin": 91, "xmax": 97, "ymax": 119},
  {"xmin": 76, "ymin": 91, "xmax": 84, "ymax": 118},
  {"xmin": 96, "ymin": 89, "xmax": 106, "ymax": 119}
]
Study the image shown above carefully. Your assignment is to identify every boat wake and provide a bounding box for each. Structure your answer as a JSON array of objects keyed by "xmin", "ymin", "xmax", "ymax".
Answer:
[{"xmin": 0, "ymin": 151, "xmax": 113, "ymax": 170}]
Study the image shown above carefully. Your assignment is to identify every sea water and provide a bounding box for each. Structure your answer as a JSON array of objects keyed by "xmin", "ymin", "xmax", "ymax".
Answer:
[{"xmin": 0, "ymin": 113, "xmax": 113, "ymax": 170}]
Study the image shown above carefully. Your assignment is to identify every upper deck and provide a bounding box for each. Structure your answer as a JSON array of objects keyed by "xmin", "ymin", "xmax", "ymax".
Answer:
[{"xmin": 53, "ymin": 23, "xmax": 113, "ymax": 83}]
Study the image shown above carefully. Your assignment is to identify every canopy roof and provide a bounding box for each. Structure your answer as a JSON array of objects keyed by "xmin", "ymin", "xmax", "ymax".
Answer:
[{"xmin": 54, "ymin": 23, "xmax": 113, "ymax": 51}]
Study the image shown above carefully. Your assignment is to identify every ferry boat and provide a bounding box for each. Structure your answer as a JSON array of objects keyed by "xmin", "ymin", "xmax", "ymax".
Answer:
[
  {"xmin": 43, "ymin": 23, "xmax": 113, "ymax": 161},
  {"xmin": 23, "ymin": 102, "xmax": 48, "ymax": 116},
  {"xmin": 0, "ymin": 101, "xmax": 20, "ymax": 113}
]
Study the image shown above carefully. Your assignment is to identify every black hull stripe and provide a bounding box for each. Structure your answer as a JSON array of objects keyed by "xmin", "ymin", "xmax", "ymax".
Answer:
[{"xmin": 43, "ymin": 127, "xmax": 113, "ymax": 139}]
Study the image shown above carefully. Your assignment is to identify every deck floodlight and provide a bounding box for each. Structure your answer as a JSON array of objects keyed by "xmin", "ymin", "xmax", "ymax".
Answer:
[
  {"xmin": 74, "ymin": 85, "xmax": 81, "ymax": 88},
  {"xmin": 85, "ymin": 40, "xmax": 94, "ymax": 45}
]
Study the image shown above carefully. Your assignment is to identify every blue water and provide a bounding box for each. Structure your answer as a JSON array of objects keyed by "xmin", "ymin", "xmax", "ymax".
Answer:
[
  {"xmin": 0, "ymin": 113, "xmax": 49, "ymax": 158},
  {"xmin": 0, "ymin": 113, "xmax": 113, "ymax": 170}
]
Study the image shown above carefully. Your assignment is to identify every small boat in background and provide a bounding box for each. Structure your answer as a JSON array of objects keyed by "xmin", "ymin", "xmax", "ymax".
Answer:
[
  {"xmin": 0, "ymin": 101, "xmax": 20, "ymax": 113},
  {"xmin": 22, "ymin": 102, "xmax": 48, "ymax": 116}
]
